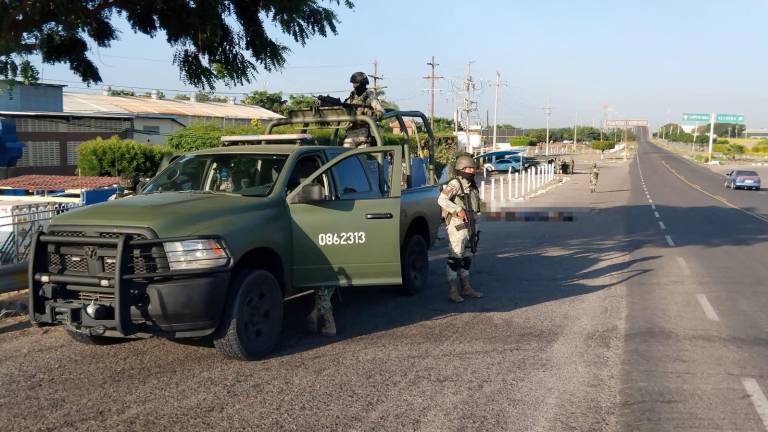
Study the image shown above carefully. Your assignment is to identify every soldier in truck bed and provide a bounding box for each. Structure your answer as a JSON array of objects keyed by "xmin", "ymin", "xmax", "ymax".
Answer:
[{"xmin": 343, "ymin": 72, "xmax": 385, "ymax": 148}]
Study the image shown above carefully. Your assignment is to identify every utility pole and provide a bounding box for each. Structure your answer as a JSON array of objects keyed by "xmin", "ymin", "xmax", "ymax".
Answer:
[
  {"xmin": 461, "ymin": 61, "xmax": 477, "ymax": 151},
  {"xmin": 573, "ymin": 113, "xmax": 579, "ymax": 150},
  {"xmin": 423, "ymin": 56, "xmax": 443, "ymax": 131},
  {"xmin": 370, "ymin": 60, "xmax": 384, "ymax": 96},
  {"xmin": 492, "ymin": 71, "xmax": 500, "ymax": 151},
  {"xmin": 543, "ymin": 102, "xmax": 552, "ymax": 157},
  {"xmin": 692, "ymin": 122, "xmax": 699, "ymax": 152}
]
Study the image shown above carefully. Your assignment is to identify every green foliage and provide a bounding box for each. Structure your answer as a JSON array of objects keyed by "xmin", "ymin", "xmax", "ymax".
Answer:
[
  {"xmin": 141, "ymin": 91, "xmax": 166, "ymax": 99},
  {"xmin": 243, "ymin": 90, "xmax": 287, "ymax": 113},
  {"xmin": 166, "ymin": 122, "xmax": 264, "ymax": 152},
  {"xmin": 713, "ymin": 143, "xmax": 745, "ymax": 159},
  {"xmin": 109, "ymin": 89, "xmax": 136, "ymax": 97},
  {"xmin": 0, "ymin": 1, "xmax": 354, "ymax": 89},
  {"xmin": 508, "ymin": 136, "xmax": 535, "ymax": 146},
  {"xmin": 76, "ymin": 136, "xmax": 172, "ymax": 176},
  {"xmin": 194, "ymin": 92, "xmax": 229, "ymax": 103},
  {"xmin": 174, "ymin": 94, "xmax": 190, "ymax": 101},
  {"xmin": 431, "ymin": 117, "xmax": 455, "ymax": 133},
  {"xmin": 715, "ymin": 138, "xmax": 729, "ymax": 144},
  {"xmin": 591, "ymin": 141, "xmax": 615, "ymax": 151},
  {"xmin": 0, "ymin": 58, "xmax": 39, "ymax": 89},
  {"xmin": 286, "ymin": 94, "xmax": 318, "ymax": 111}
]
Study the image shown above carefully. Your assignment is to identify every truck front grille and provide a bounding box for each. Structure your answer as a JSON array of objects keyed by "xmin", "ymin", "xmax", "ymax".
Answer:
[{"xmin": 45, "ymin": 228, "xmax": 165, "ymax": 276}]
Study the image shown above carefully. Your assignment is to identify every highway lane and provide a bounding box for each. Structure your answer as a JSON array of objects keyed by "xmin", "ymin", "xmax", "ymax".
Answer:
[{"xmin": 620, "ymin": 134, "xmax": 768, "ymax": 431}]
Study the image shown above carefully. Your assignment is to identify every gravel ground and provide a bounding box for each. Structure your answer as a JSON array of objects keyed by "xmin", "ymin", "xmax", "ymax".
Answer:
[{"xmin": 0, "ymin": 161, "xmax": 632, "ymax": 432}]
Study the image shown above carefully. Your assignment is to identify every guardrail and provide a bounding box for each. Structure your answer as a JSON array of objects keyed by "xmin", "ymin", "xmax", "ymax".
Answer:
[{"xmin": 0, "ymin": 262, "xmax": 26, "ymax": 295}]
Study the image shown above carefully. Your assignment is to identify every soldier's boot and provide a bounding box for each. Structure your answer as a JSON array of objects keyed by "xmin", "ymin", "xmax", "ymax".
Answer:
[
  {"xmin": 448, "ymin": 279, "xmax": 464, "ymax": 303},
  {"xmin": 320, "ymin": 311, "xmax": 336, "ymax": 337},
  {"xmin": 459, "ymin": 275, "xmax": 483, "ymax": 298},
  {"xmin": 306, "ymin": 307, "xmax": 320, "ymax": 333}
]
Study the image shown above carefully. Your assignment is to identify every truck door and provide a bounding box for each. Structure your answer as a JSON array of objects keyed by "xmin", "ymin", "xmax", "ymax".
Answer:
[{"xmin": 287, "ymin": 147, "xmax": 402, "ymax": 288}]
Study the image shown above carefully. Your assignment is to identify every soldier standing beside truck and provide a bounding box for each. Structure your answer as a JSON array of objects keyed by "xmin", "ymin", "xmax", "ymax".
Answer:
[
  {"xmin": 438, "ymin": 155, "xmax": 484, "ymax": 303},
  {"xmin": 343, "ymin": 72, "xmax": 385, "ymax": 148}
]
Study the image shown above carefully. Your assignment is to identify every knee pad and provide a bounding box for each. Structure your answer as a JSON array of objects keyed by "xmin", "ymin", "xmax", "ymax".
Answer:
[
  {"xmin": 462, "ymin": 256, "xmax": 472, "ymax": 270},
  {"xmin": 447, "ymin": 257, "xmax": 463, "ymax": 271}
]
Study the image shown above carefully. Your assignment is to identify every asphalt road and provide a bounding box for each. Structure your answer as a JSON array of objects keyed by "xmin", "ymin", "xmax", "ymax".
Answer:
[
  {"xmin": 2, "ymin": 134, "xmax": 768, "ymax": 431},
  {"xmin": 621, "ymin": 133, "xmax": 768, "ymax": 431}
]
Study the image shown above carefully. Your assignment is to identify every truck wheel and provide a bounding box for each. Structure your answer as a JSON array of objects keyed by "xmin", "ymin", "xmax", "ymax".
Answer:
[
  {"xmin": 66, "ymin": 329, "xmax": 123, "ymax": 345},
  {"xmin": 401, "ymin": 234, "xmax": 428, "ymax": 296},
  {"xmin": 214, "ymin": 269, "xmax": 283, "ymax": 360}
]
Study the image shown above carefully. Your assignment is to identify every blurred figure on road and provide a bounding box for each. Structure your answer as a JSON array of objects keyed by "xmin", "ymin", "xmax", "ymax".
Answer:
[{"xmin": 590, "ymin": 163, "xmax": 599, "ymax": 193}]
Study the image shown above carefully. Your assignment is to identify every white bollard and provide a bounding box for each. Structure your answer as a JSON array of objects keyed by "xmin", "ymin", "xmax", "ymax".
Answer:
[
  {"xmin": 491, "ymin": 178, "xmax": 496, "ymax": 202},
  {"xmin": 500, "ymin": 177, "xmax": 504, "ymax": 202},
  {"xmin": 515, "ymin": 172, "xmax": 520, "ymax": 198},
  {"xmin": 508, "ymin": 172, "xmax": 512, "ymax": 200},
  {"xmin": 480, "ymin": 180, "xmax": 485, "ymax": 200}
]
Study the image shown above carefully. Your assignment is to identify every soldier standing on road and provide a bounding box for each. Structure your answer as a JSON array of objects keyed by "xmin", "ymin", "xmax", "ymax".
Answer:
[
  {"xmin": 307, "ymin": 287, "xmax": 336, "ymax": 336},
  {"xmin": 590, "ymin": 162, "xmax": 599, "ymax": 193},
  {"xmin": 343, "ymin": 72, "xmax": 385, "ymax": 148},
  {"xmin": 438, "ymin": 155, "xmax": 484, "ymax": 303}
]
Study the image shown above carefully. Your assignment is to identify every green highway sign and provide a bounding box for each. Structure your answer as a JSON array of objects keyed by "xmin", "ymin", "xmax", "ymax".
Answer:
[
  {"xmin": 716, "ymin": 113, "xmax": 745, "ymax": 124},
  {"xmin": 683, "ymin": 113, "xmax": 710, "ymax": 122}
]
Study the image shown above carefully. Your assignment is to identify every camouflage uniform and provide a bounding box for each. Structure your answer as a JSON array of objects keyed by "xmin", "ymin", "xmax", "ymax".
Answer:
[
  {"xmin": 343, "ymin": 88, "xmax": 385, "ymax": 148},
  {"xmin": 308, "ymin": 286, "xmax": 336, "ymax": 336},
  {"xmin": 590, "ymin": 164, "xmax": 599, "ymax": 193},
  {"xmin": 437, "ymin": 170, "xmax": 483, "ymax": 302}
]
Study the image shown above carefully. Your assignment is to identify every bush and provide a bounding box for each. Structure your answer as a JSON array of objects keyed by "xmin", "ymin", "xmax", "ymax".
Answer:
[
  {"xmin": 715, "ymin": 138, "xmax": 730, "ymax": 144},
  {"xmin": 77, "ymin": 136, "xmax": 173, "ymax": 176},
  {"xmin": 166, "ymin": 122, "xmax": 264, "ymax": 152},
  {"xmin": 508, "ymin": 136, "xmax": 535, "ymax": 147},
  {"xmin": 591, "ymin": 141, "xmax": 615, "ymax": 151}
]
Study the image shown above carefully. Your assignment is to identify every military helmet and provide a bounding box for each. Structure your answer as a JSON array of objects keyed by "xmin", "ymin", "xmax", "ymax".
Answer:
[
  {"xmin": 455, "ymin": 155, "xmax": 475, "ymax": 171},
  {"xmin": 350, "ymin": 72, "xmax": 369, "ymax": 86}
]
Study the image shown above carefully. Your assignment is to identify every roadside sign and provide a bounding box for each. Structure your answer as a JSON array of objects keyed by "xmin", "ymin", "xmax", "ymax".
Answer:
[
  {"xmin": 683, "ymin": 113, "xmax": 709, "ymax": 122},
  {"xmin": 604, "ymin": 119, "xmax": 648, "ymax": 128},
  {"xmin": 683, "ymin": 112, "xmax": 745, "ymax": 124},
  {"xmin": 715, "ymin": 113, "xmax": 745, "ymax": 124}
]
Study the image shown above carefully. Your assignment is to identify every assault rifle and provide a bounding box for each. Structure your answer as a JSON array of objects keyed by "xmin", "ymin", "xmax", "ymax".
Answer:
[{"xmin": 455, "ymin": 180, "xmax": 481, "ymax": 254}]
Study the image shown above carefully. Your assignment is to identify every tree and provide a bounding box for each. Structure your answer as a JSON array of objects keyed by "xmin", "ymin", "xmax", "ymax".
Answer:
[
  {"xmin": 286, "ymin": 94, "xmax": 318, "ymax": 112},
  {"xmin": 77, "ymin": 136, "xmax": 172, "ymax": 176},
  {"xmin": 166, "ymin": 122, "xmax": 263, "ymax": 152},
  {"xmin": 0, "ymin": 1, "xmax": 354, "ymax": 89},
  {"xmin": 243, "ymin": 90, "xmax": 286, "ymax": 113},
  {"xmin": 591, "ymin": 141, "xmax": 615, "ymax": 152}
]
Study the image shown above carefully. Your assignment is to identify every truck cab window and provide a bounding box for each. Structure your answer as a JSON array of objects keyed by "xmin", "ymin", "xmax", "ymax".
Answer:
[
  {"xmin": 287, "ymin": 155, "xmax": 323, "ymax": 193},
  {"xmin": 330, "ymin": 155, "xmax": 376, "ymax": 199}
]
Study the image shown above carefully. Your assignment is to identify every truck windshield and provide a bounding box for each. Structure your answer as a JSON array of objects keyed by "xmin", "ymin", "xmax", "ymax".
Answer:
[{"xmin": 142, "ymin": 153, "xmax": 288, "ymax": 196}]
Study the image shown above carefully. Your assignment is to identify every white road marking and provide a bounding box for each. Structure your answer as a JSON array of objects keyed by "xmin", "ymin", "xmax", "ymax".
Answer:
[
  {"xmin": 676, "ymin": 256, "xmax": 691, "ymax": 275},
  {"xmin": 651, "ymin": 204, "xmax": 656, "ymax": 210},
  {"xmin": 648, "ymin": 198, "xmax": 653, "ymax": 203},
  {"xmin": 742, "ymin": 378, "xmax": 768, "ymax": 430},
  {"xmin": 665, "ymin": 235, "xmax": 675, "ymax": 247},
  {"xmin": 659, "ymin": 221, "xmax": 666, "ymax": 230},
  {"xmin": 696, "ymin": 294, "xmax": 720, "ymax": 321},
  {"xmin": 654, "ymin": 211, "xmax": 660, "ymax": 218}
]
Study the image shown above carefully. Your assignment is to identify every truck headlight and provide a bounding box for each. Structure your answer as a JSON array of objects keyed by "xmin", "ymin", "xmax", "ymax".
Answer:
[{"xmin": 163, "ymin": 239, "xmax": 230, "ymax": 271}]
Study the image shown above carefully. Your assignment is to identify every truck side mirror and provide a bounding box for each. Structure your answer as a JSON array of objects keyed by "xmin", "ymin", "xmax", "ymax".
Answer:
[{"xmin": 289, "ymin": 183, "xmax": 324, "ymax": 204}]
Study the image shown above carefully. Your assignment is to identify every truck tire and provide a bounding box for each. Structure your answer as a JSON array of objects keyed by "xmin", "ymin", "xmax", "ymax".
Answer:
[
  {"xmin": 66, "ymin": 329, "xmax": 124, "ymax": 345},
  {"xmin": 214, "ymin": 269, "xmax": 283, "ymax": 360},
  {"xmin": 401, "ymin": 234, "xmax": 428, "ymax": 296}
]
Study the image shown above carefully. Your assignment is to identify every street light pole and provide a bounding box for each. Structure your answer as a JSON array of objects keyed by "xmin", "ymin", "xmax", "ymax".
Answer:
[{"xmin": 707, "ymin": 112, "xmax": 715, "ymax": 162}]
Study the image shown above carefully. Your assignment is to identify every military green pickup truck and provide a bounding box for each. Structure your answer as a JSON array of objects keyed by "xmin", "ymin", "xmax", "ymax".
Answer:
[{"xmin": 28, "ymin": 108, "xmax": 441, "ymax": 360}]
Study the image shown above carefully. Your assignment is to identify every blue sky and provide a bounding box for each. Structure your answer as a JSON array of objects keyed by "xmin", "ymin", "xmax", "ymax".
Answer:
[{"xmin": 33, "ymin": 0, "xmax": 768, "ymax": 128}]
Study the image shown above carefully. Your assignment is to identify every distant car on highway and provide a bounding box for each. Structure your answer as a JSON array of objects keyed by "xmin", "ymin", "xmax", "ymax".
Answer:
[{"xmin": 724, "ymin": 170, "xmax": 761, "ymax": 190}]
